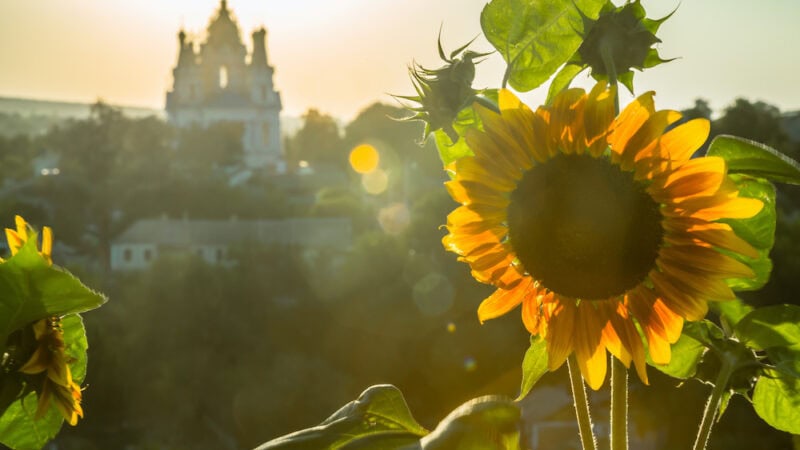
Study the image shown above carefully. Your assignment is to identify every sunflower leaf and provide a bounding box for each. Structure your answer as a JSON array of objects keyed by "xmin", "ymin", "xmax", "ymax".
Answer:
[
  {"xmin": 719, "ymin": 175, "xmax": 776, "ymax": 291},
  {"xmin": 254, "ymin": 384, "xmax": 428, "ymax": 450},
  {"xmin": 648, "ymin": 331, "xmax": 707, "ymax": 379},
  {"xmin": 480, "ymin": 0, "xmax": 605, "ymax": 92},
  {"xmin": 0, "ymin": 314, "xmax": 87, "ymax": 449},
  {"xmin": 0, "ymin": 240, "xmax": 107, "ymax": 346},
  {"xmin": 752, "ymin": 366, "xmax": 800, "ymax": 434},
  {"xmin": 418, "ymin": 396, "xmax": 520, "ymax": 450},
  {"xmin": 707, "ymin": 135, "xmax": 800, "ymax": 185},
  {"xmin": 711, "ymin": 298, "xmax": 754, "ymax": 332},
  {"xmin": 735, "ymin": 304, "xmax": 800, "ymax": 353},
  {"xmin": 517, "ymin": 335, "xmax": 549, "ymax": 400}
]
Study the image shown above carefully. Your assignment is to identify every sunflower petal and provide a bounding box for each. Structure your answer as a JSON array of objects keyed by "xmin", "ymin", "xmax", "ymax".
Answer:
[
  {"xmin": 660, "ymin": 118, "xmax": 710, "ymax": 162},
  {"xmin": 477, "ymin": 278, "xmax": 532, "ymax": 323},
  {"xmin": 574, "ymin": 302, "xmax": 608, "ymax": 390},
  {"xmin": 545, "ymin": 299, "xmax": 577, "ymax": 372}
]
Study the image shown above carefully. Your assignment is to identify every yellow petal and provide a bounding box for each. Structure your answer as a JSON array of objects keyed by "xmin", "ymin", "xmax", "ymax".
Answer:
[
  {"xmin": 584, "ymin": 82, "xmax": 615, "ymax": 157},
  {"xmin": 545, "ymin": 299, "xmax": 577, "ymax": 372},
  {"xmin": 521, "ymin": 293, "xmax": 542, "ymax": 335},
  {"xmin": 649, "ymin": 270, "xmax": 709, "ymax": 321},
  {"xmin": 5, "ymin": 229, "xmax": 23, "ymax": 255},
  {"xmin": 574, "ymin": 302, "xmax": 608, "ymax": 390},
  {"xmin": 659, "ymin": 118, "xmax": 710, "ymax": 163},
  {"xmin": 609, "ymin": 91, "xmax": 656, "ymax": 155},
  {"xmin": 477, "ymin": 277, "xmax": 533, "ymax": 323}
]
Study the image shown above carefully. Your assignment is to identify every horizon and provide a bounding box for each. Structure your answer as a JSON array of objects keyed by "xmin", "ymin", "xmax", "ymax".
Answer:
[{"xmin": 2, "ymin": 1, "xmax": 800, "ymax": 121}]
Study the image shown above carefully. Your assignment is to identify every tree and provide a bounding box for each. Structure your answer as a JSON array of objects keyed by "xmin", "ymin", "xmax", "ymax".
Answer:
[
  {"xmin": 713, "ymin": 98, "xmax": 791, "ymax": 152},
  {"xmin": 288, "ymin": 109, "xmax": 345, "ymax": 169}
]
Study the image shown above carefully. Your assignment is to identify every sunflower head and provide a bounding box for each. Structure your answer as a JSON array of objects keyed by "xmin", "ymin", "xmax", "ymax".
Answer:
[
  {"xmin": 575, "ymin": 0, "xmax": 673, "ymax": 93},
  {"xmin": 400, "ymin": 36, "xmax": 490, "ymax": 142},
  {"xmin": 443, "ymin": 83, "xmax": 762, "ymax": 389}
]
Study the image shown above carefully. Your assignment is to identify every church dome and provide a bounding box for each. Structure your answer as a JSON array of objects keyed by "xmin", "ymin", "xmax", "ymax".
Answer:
[{"xmin": 205, "ymin": 0, "xmax": 243, "ymax": 48}]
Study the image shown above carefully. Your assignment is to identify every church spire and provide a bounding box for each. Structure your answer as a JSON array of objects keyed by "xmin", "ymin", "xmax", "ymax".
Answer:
[{"xmin": 251, "ymin": 28, "xmax": 268, "ymax": 68}]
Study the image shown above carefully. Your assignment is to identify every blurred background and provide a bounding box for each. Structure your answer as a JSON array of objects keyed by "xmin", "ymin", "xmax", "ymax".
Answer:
[{"xmin": 1, "ymin": 1, "xmax": 799, "ymax": 449}]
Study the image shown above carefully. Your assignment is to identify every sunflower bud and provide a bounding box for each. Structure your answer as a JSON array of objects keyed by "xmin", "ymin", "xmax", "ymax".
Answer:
[
  {"xmin": 399, "ymin": 36, "xmax": 490, "ymax": 142},
  {"xmin": 575, "ymin": 0, "xmax": 673, "ymax": 93}
]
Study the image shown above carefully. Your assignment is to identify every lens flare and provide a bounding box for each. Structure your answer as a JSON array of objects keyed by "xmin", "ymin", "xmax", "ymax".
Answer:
[
  {"xmin": 349, "ymin": 144, "xmax": 380, "ymax": 174},
  {"xmin": 362, "ymin": 169, "xmax": 388, "ymax": 195}
]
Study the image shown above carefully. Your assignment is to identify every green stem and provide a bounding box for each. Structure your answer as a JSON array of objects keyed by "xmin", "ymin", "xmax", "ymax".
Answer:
[
  {"xmin": 600, "ymin": 43, "xmax": 620, "ymax": 114},
  {"xmin": 692, "ymin": 359, "xmax": 735, "ymax": 450},
  {"xmin": 610, "ymin": 356, "xmax": 628, "ymax": 450},
  {"xmin": 568, "ymin": 355, "xmax": 597, "ymax": 450},
  {"xmin": 600, "ymin": 41, "xmax": 627, "ymax": 450}
]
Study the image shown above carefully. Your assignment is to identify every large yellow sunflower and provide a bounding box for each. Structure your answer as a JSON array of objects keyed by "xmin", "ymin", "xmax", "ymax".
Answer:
[{"xmin": 443, "ymin": 83, "xmax": 762, "ymax": 390}]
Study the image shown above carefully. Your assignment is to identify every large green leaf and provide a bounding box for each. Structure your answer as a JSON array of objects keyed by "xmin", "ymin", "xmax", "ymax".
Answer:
[
  {"xmin": 712, "ymin": 298, "xmax": 754, "ymax": 331},
  {"xmin": 648, "ymin": 324, "xmax": 709, "ymax": 379},
  {"xmin": 418, "ymin": 396, "xmax": 520, "ymax": 450},
  {"xmin": 0, "ymin": 240, "xmax": 106, "ymax": 344},
  {"xmin": 517, "ymin": 335, "xmax": 549, "ymax": 401},
  {"xmin": 480, "ymin": 0, "xmax": 604, "ymax": 92},
  {"xmin": 707, "ymin": 135, "xmax": 800, "ymax": 185},
  {"xmin": 0, "ymin": 314, "xmax": 88, "ymax": 450},
  {"xmin": 254, "ymin": 384, "xmax": 428, "ymax": 450},
  {"xmin": 735, "ymin": 305, "xmax": 800, "ymax": 353},
  {"xmin": 753, "ymin": 366, "xmax": 800, "ymax": 434},
  {"xmin": 720, "ymin": 175, "xmax": 776, "ymax": 291}
]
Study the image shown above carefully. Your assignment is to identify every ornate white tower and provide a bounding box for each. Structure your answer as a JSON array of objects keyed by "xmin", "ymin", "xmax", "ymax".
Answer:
[{"xmin": 166, "ymin": 0, "xmax": 282, "ymax": 171}]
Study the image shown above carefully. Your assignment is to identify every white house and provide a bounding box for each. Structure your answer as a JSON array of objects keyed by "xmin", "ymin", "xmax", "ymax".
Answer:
[{"xmin": 110, "ymin": 216, "xmax": 352, "ymax": 271}]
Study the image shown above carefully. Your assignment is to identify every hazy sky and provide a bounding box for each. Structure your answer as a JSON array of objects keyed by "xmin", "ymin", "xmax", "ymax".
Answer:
[{"xmin": 1, "ymin": 1, "xmax": 798, "ymax": 121}]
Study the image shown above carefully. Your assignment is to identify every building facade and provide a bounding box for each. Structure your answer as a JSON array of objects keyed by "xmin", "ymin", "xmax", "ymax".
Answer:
[
  {"xmin": 111, "ymin": 217, "xmax": 353, "ymax": 271},
  {"xmin": 166, "ymin": 0, "xmax": 282, "ymax": 170}
]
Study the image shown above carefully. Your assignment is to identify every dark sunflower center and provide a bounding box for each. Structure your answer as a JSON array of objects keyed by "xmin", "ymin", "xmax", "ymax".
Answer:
[{"xmin": 507, "ymin": 154, "xmax": 663, "ymax": 300}]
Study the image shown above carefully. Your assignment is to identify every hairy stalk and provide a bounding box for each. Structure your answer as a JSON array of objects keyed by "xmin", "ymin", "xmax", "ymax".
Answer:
[
  {"xmin": 568, "ymin": 355, "xmax": 597, "ymax": 450},
  {"xmin": 692, "ymin": 359, "xmax": 734, "ymax": 450},
  {"xmin": 610, "ymin": 357, "xmax": 629, "ymax": 450}
]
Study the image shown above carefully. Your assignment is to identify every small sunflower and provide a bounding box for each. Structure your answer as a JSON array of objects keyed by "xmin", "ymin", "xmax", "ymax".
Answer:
[
  {"xmin": 18, "ymin": 317, "xmax": 84, "ymax": 425},
  {"xmin": 443, "ymin": 83, "xmax": 762, "ymax": 389},
  {"xmin": 5, "ymin": 215, "xmax": 53, "ymax": 264}
]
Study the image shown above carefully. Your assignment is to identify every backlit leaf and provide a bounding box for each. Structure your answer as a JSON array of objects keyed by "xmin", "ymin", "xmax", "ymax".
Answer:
[
  {"xmin": 0, "ymin": 241, "xmax": 106, "ymax": 343},
  {"xmin": 707, "ymin": 135, "xmax": 800, "ymax": 185},
  {"xmin": 481, "ymin": 0, "xmax": 604, "ymax": 92},
  {"xmin": 720, "ymin": 175, "xmax": 776, "ymax": 291},
  {"xmin": 753, "ymin": 367, "xmax": 800, "ymax": 434},
  {"xmin": 517, "ymin": 335, "xmax": 549, "ymax": 400},
  {"xmin": 254, "ymin": 384, "xmax": 428, "ymax": 450},
  {"xmin": 735, "ymin": 304, "xmax": 800, "ymax": 353}
]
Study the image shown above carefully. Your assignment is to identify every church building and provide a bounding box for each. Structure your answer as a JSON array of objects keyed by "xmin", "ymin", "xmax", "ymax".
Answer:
[{"xmin": 166, "ymin": 0, "xmax": 283, "ymax": 171}]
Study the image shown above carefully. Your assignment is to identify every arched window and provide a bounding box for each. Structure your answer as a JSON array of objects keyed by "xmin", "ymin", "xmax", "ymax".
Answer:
[{"xmin": 219, "ymin": 65, "xmax": 229, "ymax": 89}]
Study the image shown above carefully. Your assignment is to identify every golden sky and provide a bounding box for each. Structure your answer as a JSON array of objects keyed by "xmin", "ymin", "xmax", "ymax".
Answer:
[{"xmin": 1, "ymin": 0, "xmax": 799, "ymax": 120}]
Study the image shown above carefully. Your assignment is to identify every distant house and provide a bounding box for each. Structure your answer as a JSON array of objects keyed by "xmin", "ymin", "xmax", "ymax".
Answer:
[{"xmin": 110, "ymin": 216, "xmax": 352, "ymax": 271}]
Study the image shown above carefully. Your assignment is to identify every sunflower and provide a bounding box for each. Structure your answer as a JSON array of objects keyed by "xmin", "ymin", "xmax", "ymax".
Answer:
[
  {"xmin": 442, "ymin": 83, "xmax": 762, "ymax": 389},
  {"xmin": 5, "ymin": 214, "xmax": 53, "ymax": 264},
  {"xmin": 18, "ymin": 317, "xmax": 84, "ymax": 425}
]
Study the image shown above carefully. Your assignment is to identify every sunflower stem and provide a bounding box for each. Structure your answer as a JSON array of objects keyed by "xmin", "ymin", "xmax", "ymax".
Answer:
[
  {"xmin": 609, "ymin": 356, "xmax": 628, "ymax": 450},
  {"xmin": 600, "ymin": 43, "xmax": 620, "ymax": 114},
  {"xmin": 568, "ymin": 355, "xmax": 597, "ymax": 450},
  {"xmin": 692, "ymin": 358, "xmax": 735, "ymax": 450}
]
